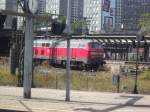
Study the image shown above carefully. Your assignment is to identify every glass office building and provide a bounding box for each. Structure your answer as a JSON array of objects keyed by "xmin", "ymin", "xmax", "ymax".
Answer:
[{"xmin": 84, "ymin": 0, "xmax": 116, "ymax": 34}]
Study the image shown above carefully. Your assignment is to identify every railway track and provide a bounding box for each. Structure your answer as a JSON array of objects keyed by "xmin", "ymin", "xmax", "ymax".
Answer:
[{"xmin": 125, "ymin": 61, "xmax": 150, "ymax": 65}]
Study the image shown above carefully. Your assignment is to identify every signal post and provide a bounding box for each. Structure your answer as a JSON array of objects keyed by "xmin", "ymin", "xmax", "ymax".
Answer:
[
  {"xmin": 23, "ymin": 0, "xmax": 38, "ymax": 98},
  {"xmin": 23, "ymin": 16, "xmax": 33, "ymax": 98},
  {"xmin": 66, "ymin": 0, "xmax": 72, "ymax": 101}
]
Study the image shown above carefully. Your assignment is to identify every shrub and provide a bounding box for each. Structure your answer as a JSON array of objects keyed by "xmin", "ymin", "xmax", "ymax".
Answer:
[
  {"xmin": 140, "ymin": 71, "xmax": 150, "ymax": 80},
  {"xmin": 0, "ymin": 66, "xmax": 17, "ymax": 86}
]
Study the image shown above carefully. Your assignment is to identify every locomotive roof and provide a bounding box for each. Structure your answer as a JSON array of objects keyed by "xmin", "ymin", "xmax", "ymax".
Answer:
[
  {"xmin": 34, "ymin": 39, "xmax": 99, "ymax": 44},
  {"xmin": 34, "ymin": 39, "xmax": 55, "ymax": 44}
]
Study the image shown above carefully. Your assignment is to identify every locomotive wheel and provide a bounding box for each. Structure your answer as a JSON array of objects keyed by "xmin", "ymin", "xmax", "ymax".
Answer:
[
  {"xmin": 93, "ymin": 65, "xmax": 99, "ymax": 72},
  {"xmin": 83, "ymin": 64, "xmax": 88, "ymax": 71},
  {"xmin": 61, "ymin": 61, "xmax": 66, "ymax": 68},
  {"xmin": 77, "ymin": 63, "xmax": 84, "ymax": 70}
]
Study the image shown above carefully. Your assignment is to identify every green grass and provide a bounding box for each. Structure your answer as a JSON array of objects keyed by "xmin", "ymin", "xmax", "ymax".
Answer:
[{"xmin": 0, "ymin": 65, "xmax": 150, "ymax": 94}]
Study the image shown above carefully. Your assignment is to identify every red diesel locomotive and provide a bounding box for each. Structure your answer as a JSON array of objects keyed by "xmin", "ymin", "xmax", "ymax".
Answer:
[{"xmin": 33, "ymin": 39, "xmax": 105, "ymax": 69}]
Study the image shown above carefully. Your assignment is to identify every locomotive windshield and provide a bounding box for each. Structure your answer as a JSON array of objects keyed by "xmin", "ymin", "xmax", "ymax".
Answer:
[
  {"xmin": 90, "ymin": 43, "xmax": 101, "ymax": 49},
  {"xmin": 34, "ymin": 42, "xmax": 50, "ymax": 47}
]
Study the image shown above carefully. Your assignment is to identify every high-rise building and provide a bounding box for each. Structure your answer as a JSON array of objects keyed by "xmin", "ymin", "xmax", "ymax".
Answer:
[
  {"xmin": 0, "ymin": 0, "xmax": 18, "ymax": 29},
  {"xmin": 17, "ymin": 4, "xmax": 24, "ymax": 30},
  {"xmin": 0, "ymin": 0, "xmax": 6, "ymax": 10},
  {"xmin": 46, "ymin": 0, "xmax": 60, "ymax": 15},
  {"xmin": 84, "ymin": 0, "xmax": 115, "ymax": 34},
  {"xmin": 38, "ymin": 0, "xmax": 46, "ymax": 14},
  {"xmin": 71, "ymin": 0, "xmax": 84, "ymax": 22},
  {"xmin": 0, "ymin": 0, "xmax": 24, "ymax": 30},
  {"xmin": 115, "ymin": 0, "xmax": 150, "ymax": 33},
  {"xmin": 115, "ymin": 0, "xmax": 122, "ymax": 32},
  {"xmin": 59, "ymin": 0, "xmax": 84, "ymax": 22},
  {"xmin": 46, "ymin": 0, "xmax": 84, "ymax": 22},
  {"xmin": 84, "ymin": 0, "xmax": 102, "ymax": 34}
]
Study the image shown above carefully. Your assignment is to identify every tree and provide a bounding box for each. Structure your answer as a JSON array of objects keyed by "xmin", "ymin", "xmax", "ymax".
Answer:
[
  {"xmin": 72, "ymin": 21, "xmax": 81, "ymax": 34},
  {"xmin": 51, "ymin": 15, "xmax": 66, "ymax": 35},
  {"xmin": 33, "ymin": 14, "xmax": 66, "ymax": 35},
  {"xmin": 138, "ymin": 13, "xmax": 150, "ymax": 35},
  {"xmin": 71, "ymin": 19, "xmax": 88, "ymax": 34},
  {"xmin": 33, "ymin": 13, "xmax": 52, "ymax": 32}
]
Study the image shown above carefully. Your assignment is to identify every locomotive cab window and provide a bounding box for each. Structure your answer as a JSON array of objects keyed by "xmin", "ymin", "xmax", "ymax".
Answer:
[
  {"xmin": 45, "ymin": 43, "xmax": 50, "ymax": 47},
  {"xmin": 91, "ymin": 43, "xmax": 100, "ymax": 48},
  {"xmin": 58, "ymin": 43, "xmax": 66, "ymax": 48},
  {"xmin": 42, "ymin": 43, "xmax": 45, "ymax": 47},
  {"xmin": 71, "ymin": 43, "xmax": 78, "ymax": 48},
  {"xmin": 78, "ymin": 43, "xmax": 85, "ymax": 48},
  {"xmin": 34, "ymin": 43, "xmax": 42, "ymax": 47}
]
